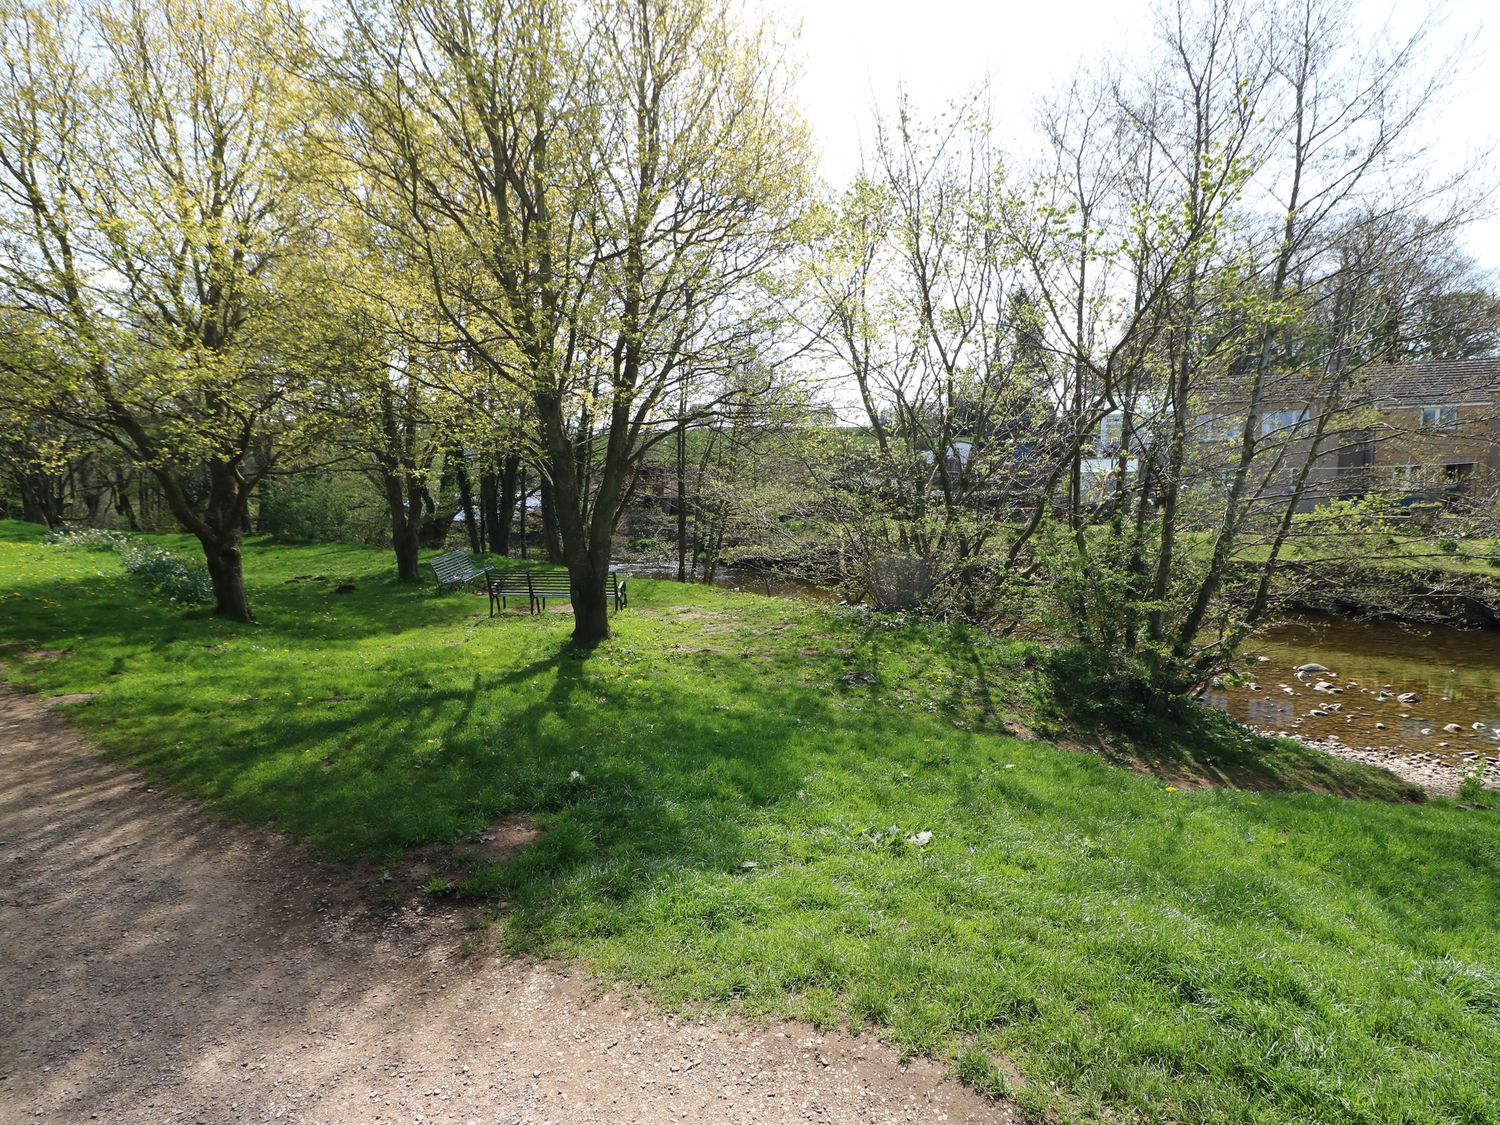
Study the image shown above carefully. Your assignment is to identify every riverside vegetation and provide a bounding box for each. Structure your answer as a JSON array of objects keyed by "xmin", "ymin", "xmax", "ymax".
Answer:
[{"xmin": 2, "ymin": 520, "xmax": 1498, "ymax": 1124}]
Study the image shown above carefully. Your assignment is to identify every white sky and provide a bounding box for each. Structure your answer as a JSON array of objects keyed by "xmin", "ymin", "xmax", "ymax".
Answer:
[{"xmin": 772, "ymin": 0, "xmax": 1500, "ymax": 273}]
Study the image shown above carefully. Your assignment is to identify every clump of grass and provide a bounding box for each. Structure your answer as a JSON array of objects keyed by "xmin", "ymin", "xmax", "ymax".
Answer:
[{"xmin": 1457, "ymin": 764, "xmax": 1491, "ymax": 806}]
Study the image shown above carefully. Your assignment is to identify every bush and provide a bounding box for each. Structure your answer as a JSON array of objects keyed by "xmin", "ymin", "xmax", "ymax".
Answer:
[
  {"xmin": 258, "ymin": 475, "xmax": 388, "ymax": 545},
  {"xmin": 120, "ymin": 544, "xmax": 213, "ymax": 605},
  {"xmin": 861, "ymin": 553, "xmax": 935, "ymax": 610},
  {"xmin": 1039, "ymin": 643, "xmax": 1196, "ymax": 738},
  {"xmin": 1437, "ymin": 538, "xmax": 1460, "ymax": 554},
  {"xmin": 43, "ymin": 526, "xmax": 134, "ymax": 552}
]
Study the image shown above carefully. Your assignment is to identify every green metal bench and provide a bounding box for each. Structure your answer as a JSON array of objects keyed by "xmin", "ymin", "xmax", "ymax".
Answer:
[
  {"xmin": 428, "ymin": 549, "xmax": 492, "ymax": 590},
  {"xmin": 482, "ymin": 568, "xmax": 628, "ymax": 617}
]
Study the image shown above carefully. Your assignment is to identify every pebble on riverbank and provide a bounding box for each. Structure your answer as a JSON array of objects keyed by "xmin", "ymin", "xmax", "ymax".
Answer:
[{"xmin": 1295, "ymin": 738, "xmax": 1500, "ymax": 797}]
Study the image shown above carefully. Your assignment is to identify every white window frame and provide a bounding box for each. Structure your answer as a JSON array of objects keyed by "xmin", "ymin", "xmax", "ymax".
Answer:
[
  {"xmin": 1419, "ymin": 405, "xmax": 1458, "ymax": 430},
  {"xmin": 1390, "ymin": 464, "xmax": 1422, "ymax": 490},
  {"xmin": 1259, "ymin": 409, "xmax": 1307, "ymax": 437}
]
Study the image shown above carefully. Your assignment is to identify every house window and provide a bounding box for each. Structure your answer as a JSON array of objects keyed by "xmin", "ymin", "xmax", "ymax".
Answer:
[
  {"xmin": 1444, "ymin": 462, "xmax": 1476, "ymax": 495},
  {"xmin": 1420, "ymin": 405, "xmax": 1457, "ymax": 430},
  {"xmin": 1391, "ymin": 464, "xmax": 1422, "ymax": 490},
  {"xmin": 1260, "ymin": 409, "xmax": 1307, "ymax": 436},
  {"xmin": 1099, "ymin": 414, "xmax": 1123, "ymax": 454},
  {"xmin": 1195, "ymin": 415, "xmax": 1239, "ymax": 442}
]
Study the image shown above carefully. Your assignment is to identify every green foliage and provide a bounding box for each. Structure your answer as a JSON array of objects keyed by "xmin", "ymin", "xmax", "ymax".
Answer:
[
  {"xmin": 257, "ymin": 475, "xmax": 388, "ymax": 545},
  {"xmin": 43, "ymin": 526, "xmax": 133, "ymax": 551},
  {"xmin": 2, "ymin": 524, "xmax": 1497, "ymax": 1124},
  {"xmin": 1038, "ymin": 642, "xmax": 1196, "ymax": 736},
  {"xmin": 45, "ymin": 524, "xmax": 211, "ymax": 604},
  {"xmin": 119, "ymin": 544, "xmax": 213, "ymax": 605},
  {"xmin": 1457, "ymin": 765, "xmax": 1490, "ymax": 806}
]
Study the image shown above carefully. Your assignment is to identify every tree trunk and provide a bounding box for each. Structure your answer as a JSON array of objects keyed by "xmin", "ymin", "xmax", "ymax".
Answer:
[
  {"xmin": 147, "ymin": 458, "xmax": 258, "ymax": 622},
  {"xmin": 675, "ymin": 422, "xmax": 688, "ymax": 581},
  {"xmin": 201, "ymin": 531, "xmax": 253, "ymax": 621},
  {"xmin": 539, "ymin": 478, "xmax": 564, "ymax": 564},
  {"xmin": 113, "ymin": 471, "xmax": 140, "ymax": 531},
  {"xmin": 382, "ymin": 472, "xmax": 425, "ymax": 582},
  {"xmin": 518, "ymin": 466, "xmax": 528, "ymax": 559},
  {"xmin": 495, "ymin": 454, "xmax": 520, "ymax": 556},
  {"xmin": 393, "ymin": 524, "xmax": 421, "ymax": 582},
  {"xmin": 19, "ymin": 479, "xmax": 50, "ymax": 526},
  {"xmin": 454, "ymin": 451, "xmax": 480, "ymax": 553},
  {"xmin": 568, "ymin": 545, "xmax": 613, "ymax": 647}
]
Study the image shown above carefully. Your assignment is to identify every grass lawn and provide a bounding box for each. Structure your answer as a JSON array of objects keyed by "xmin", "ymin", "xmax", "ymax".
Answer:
[{"xmin": 2, "ymin": 519, "xmax": 1498, "ymax": 1124}]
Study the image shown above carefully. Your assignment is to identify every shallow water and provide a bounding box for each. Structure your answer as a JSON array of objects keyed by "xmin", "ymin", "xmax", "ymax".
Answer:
[{"xmin": 1210, "ymin": 614, "xmax": 1500, "ymax": 766}]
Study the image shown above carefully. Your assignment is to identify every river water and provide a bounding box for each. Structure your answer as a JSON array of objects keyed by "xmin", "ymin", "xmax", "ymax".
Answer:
[{"xmin": 1208, "ymin": 615, "xmax": 1500, "ymax": 767}]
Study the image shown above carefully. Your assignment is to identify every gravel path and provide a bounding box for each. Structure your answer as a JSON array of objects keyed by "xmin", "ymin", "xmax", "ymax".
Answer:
[{"xmin": 0, "ymin": 684, "xmax": 1009, "ymax": 1124}]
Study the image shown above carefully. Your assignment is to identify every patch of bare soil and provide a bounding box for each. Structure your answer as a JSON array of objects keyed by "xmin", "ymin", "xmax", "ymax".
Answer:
[
  {"xmin": 42, "ymin": 692, "xmax": 98, "ymax": 708},
  {"xmin": 366, "ymin": 816, "xmax": 547, "ymax": 909},
  {"xmin": 0, "ymin": 683, "xmax": 1011, "ymax": 1124}
]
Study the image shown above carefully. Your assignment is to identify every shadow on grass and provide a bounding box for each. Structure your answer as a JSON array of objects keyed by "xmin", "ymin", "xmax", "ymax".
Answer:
[{"xmin": 1030, "ymin": 645, "xmax": 1425, "ymax": 800}]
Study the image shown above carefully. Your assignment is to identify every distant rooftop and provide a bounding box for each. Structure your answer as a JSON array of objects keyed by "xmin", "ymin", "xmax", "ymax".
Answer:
[{"xmin": 1353, "ymin": 357, "xmax": 1500, "ymax": 407}]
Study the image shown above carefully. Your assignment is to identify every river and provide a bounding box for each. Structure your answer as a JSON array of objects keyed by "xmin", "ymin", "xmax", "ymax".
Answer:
[{"xmin": 1208, "ymin": 614, "xmax": 1500, "ymax": 769}]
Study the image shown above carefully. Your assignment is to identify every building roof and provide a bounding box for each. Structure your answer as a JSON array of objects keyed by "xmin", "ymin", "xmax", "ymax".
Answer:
[{"xmin": 1352, "ymin": 357, "xmax": 1500, "ymax": 408}]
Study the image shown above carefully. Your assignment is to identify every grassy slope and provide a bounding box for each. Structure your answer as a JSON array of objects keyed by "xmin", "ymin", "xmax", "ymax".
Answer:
[{"xmin": 2, "ymin": 520, "xmax": 1497, "ymax": 1124}]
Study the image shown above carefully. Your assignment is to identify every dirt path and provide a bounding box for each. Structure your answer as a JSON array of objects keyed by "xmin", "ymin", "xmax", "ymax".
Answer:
[{"xmin": 0, "ymin": 684, "xmax": 1009, "ymax": 1124}]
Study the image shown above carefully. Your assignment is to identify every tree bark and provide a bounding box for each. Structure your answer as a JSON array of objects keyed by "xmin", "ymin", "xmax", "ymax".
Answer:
[
  {"xmin": 393, "ymin": 521, "xmax": 422, "ymax": 582},
  {"xmin": 454, "ymin": 451, "xmax": 480, "ymax": 553},
  {"xmin": 381, "ymin": 472, "xmax": 425, "ymax": 582},
  {"xmin": 113, "ymin": 471, "xmax": 140, "ymax": 531},
  {"xmin": 539, "ymin": 478, "xmax": 564, "ymax": 564},
  {"xmin": 567, "ymin": 543, "xmax": 613, "ymax": 647},
  {"xmin": 495, "ymin": 453, "xmax": 520, "ymax": 555},
  {"xmin": 676, "ymin": 420, "xmax": 688, "ymax": 581},
  {"xmin": 150, "ymin": 457, "xmax": 258, "ymax": 622},
  {"xmin": 202, "ymin": 534, "xmax": 252, "ymax": 620}
]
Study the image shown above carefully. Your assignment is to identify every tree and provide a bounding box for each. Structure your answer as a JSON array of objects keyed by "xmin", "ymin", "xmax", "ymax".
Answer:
[
  {"xmin": 805, "ymin": 93, "xmax": 1075, "ymax": 619},
  {"xmin": 1005, "ymin": 0, "xmax": 1486, "ymax": 682},
  {"xmin": 323, "ymin": 0, "xmax": 811, "ymax": 645},
  {"xmin": 0, "ymin": 0, "xmax": 331, "ymax": 620}
]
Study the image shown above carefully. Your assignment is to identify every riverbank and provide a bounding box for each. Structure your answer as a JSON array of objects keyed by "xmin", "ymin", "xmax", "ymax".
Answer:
[
  {"xmin": 1238, "ymin": 555, "xmax": 1500, "ymax": 628},
  {"xmin": 1298, "ymin": 737, "xmax": 1498, "ymax": 796},
  {"xmin": 3, "ymin": 521, "xmax": 1498, "ymax": 1124}
]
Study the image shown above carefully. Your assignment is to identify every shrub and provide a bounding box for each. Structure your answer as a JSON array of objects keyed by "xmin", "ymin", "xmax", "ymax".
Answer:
[
  {"xmin": 1437, "ymin": 538, "xmax": 1460, "ymax": 554},
  {"xmin": 120, "ymin": 544, "xmax": 214, "ymax": 605},
  {"xmin": 43, "ymin": 526, "xmax": 135, "ymax": 552},
  {"xmin": 1457, "ymin": 764, "xmax": 1489, "ymax": 806},
  {"xmin": 1039, "ymin": 643, "xmax": 1196, "ymax": 737},
  {"xmin": 257, "ymin": 475, "xmax": 388, "ymax": 545}
]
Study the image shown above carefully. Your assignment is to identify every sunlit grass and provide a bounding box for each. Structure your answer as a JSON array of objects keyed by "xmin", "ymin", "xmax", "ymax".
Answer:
[{"xmin": 2, "ymin": 519, "xmax": 1497, "ymax": 1124}]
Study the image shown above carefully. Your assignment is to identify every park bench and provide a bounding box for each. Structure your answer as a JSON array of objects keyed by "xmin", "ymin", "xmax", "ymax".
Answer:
[
  {"xmin": 428, "ymin": 549, "xmax": 492, "ymax": 590},
  {"xmin": 482, "ymin": 568, "xmax": 628, "ymax": 617}
]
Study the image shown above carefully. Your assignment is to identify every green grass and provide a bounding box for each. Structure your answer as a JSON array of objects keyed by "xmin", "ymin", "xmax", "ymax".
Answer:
[{"xmin": 2, "ymin": 519, "xmax": 1498, "ymax": 1124}]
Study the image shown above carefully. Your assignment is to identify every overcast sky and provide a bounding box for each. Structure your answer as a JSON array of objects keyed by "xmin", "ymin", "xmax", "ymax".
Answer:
[{"xmin": 771, "ymin": 0, "xmax": 1500, "ymax": 273}]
